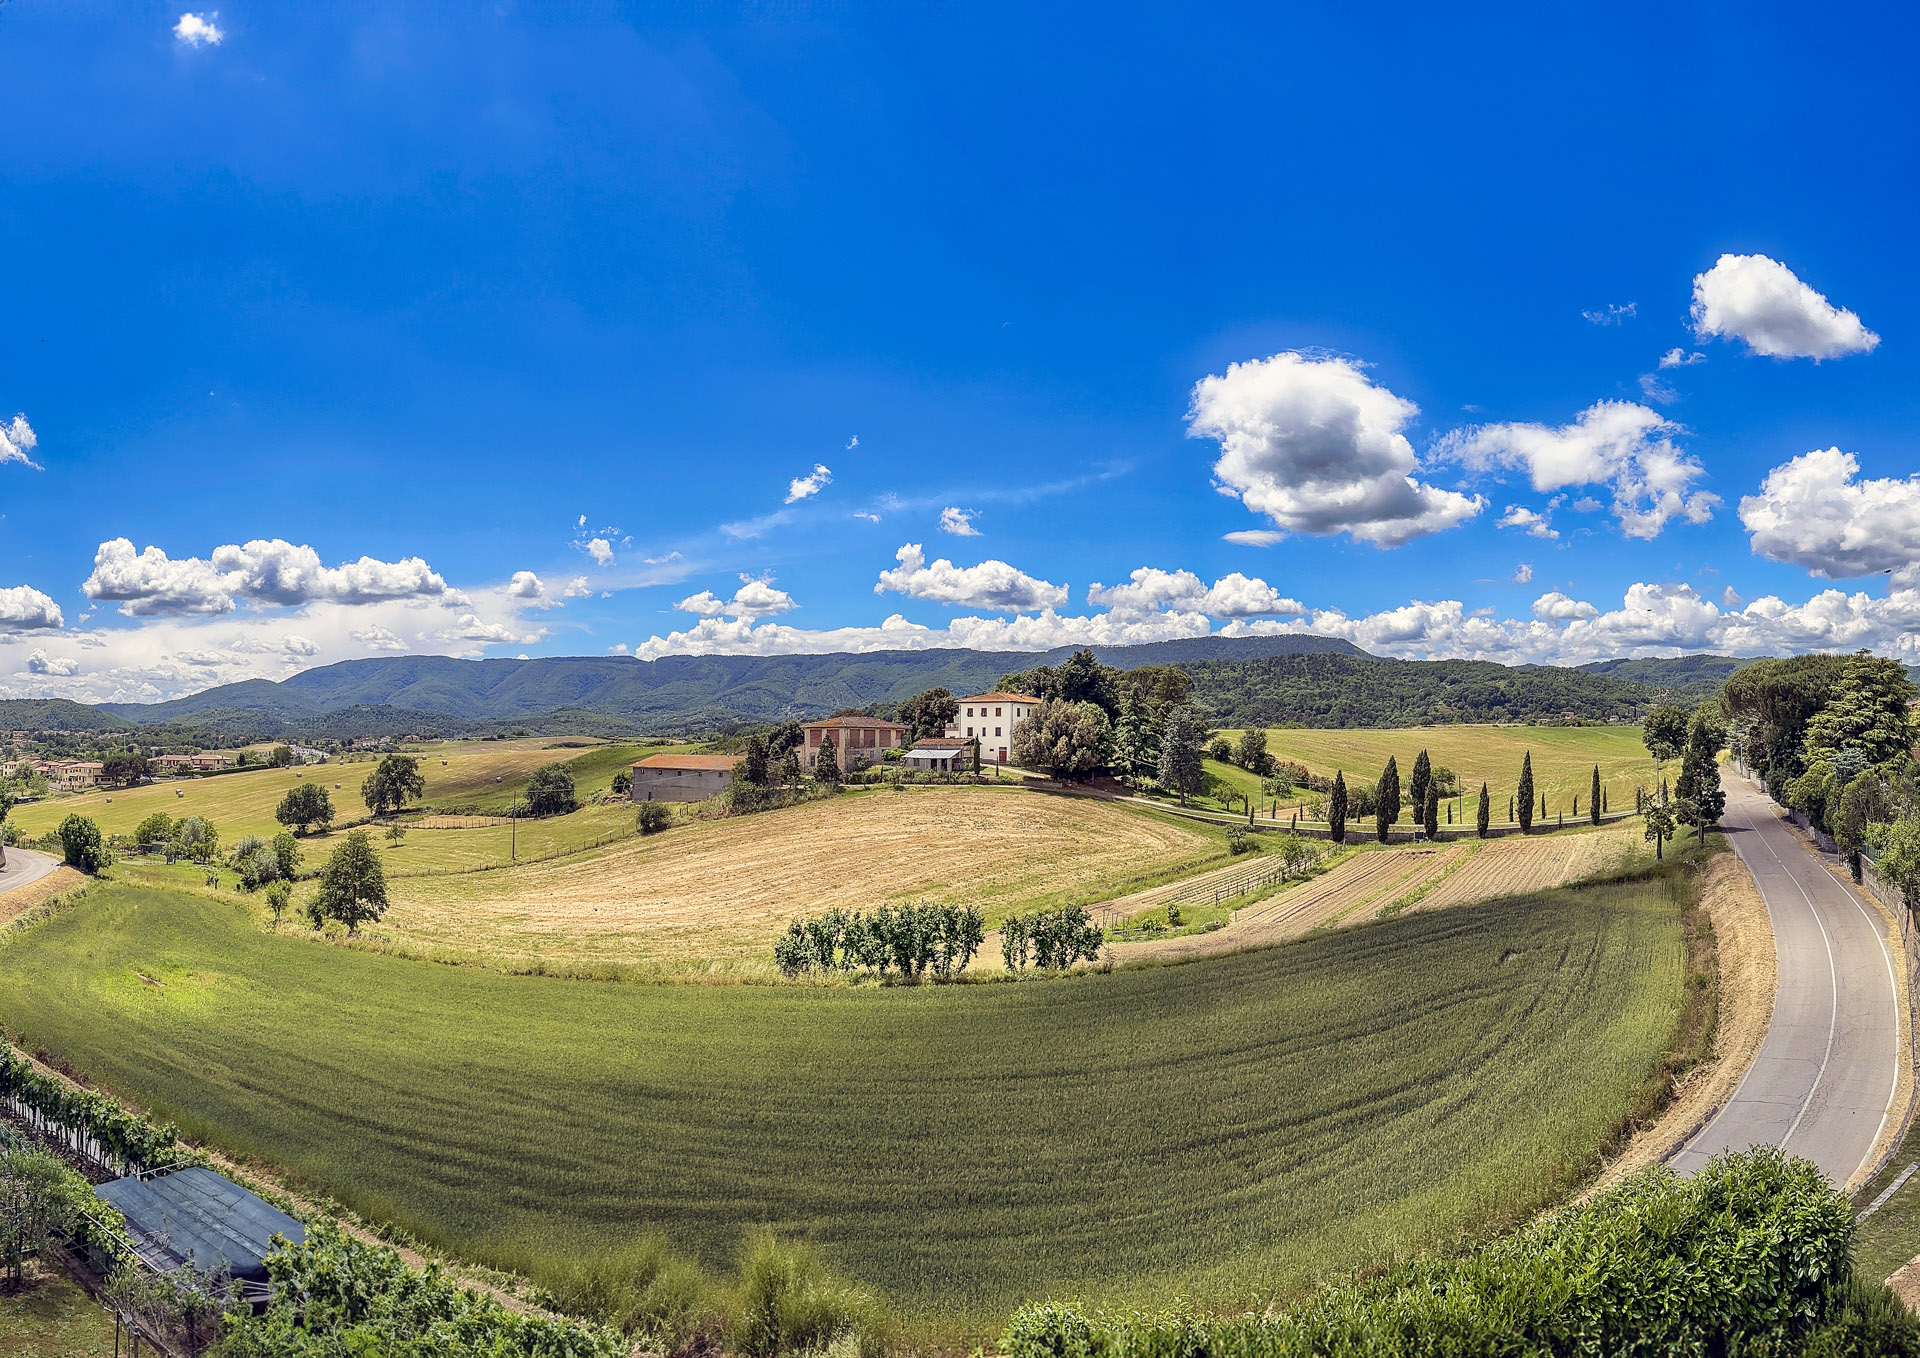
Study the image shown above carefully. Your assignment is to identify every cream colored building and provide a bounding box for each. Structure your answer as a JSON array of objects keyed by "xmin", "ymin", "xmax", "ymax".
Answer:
[{"xmin": 946, "ymin": 691, "xmax": 1039, "ymax": 766}]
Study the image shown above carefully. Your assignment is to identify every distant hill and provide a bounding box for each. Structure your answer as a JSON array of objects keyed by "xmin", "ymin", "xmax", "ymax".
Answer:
[
  {"xmin": 1572, "ymin": 654, "xmax": 1757, "ymax": 690},
  {"xmin": 0, "ymin": 635, "xmax": 1753, "ymax": 740},
  {"xmin": 79, "ymin": 635, "xmax": 1362, "ymax": 734},
  {"xmin": 1184, "ymin": 653, "xmax": 1709, "ymax": 728}
]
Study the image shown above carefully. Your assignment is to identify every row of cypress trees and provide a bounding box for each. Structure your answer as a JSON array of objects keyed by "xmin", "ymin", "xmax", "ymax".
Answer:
[{"xmin": 1323, "ymin": 751, "xmax": 1611, "ymax": 844}]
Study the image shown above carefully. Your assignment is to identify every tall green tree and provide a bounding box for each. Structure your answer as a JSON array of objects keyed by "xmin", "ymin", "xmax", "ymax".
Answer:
[
  {"xmin": 1590, "ymin": 766, "xmax": 1602, "ymax": 826},
  {"xmin": 1517, "ymin": 752, "xmax": 1535, "ymax": 833},
  {"xmin": 275, "ymin": 782, "xmax": 335, "ymax": 835},
  {"xmin": 361, "ymin": 753, "xmax": 426, "ymax": 816},
  {"xmin": 1111, "ymin": 688, "xmax": 1154, "ymax": 781},
  {"xmin": 1157, "ymin": 706, "xmax": 1207, "ymax": 806},
  {"xmin": 1328, "ymin": 770, "xmax": 1348, "ymax": 845},
  {"xmin": 1719, "ymin": 653, "xmax": 1849, "ymax": 800},
  {"xmin": 56, "ymin": 815, "xmax": 104, "ymax": 872},
  {"xmin": 1675, "ymin": 710, "xmax": 1727, "ymax": 839},
  {"xmin": 1643, "ymin": 706, "xmax": 1690, "ymax": 766},
  {"xmin": 1803, "ymin": 653, "xmax": 1919, "ymax": 770},
  {"xmin": 1834, "ymin": 774, "xmax": 1890, "ymax": 880},
  {"xmin": 312, "ymin": 830, "xmax": 389, "ymax": 934},
  {"xmin": 1235, "ymin": 727, "xmax": 1271, "ymax": 775},
  {"xmin": 1422, "ymin": 783, "xmax": 1439, "ymax": 839},
  {"xmin": 897, "ymin": 688, "xmax": 959, "ymax": 742},
  {"xmin": 812, "ymin": 735, "xmax": 840, "ymax": 784},
  {"xmin": 742, "ymin": 734, "xmax": 769, "ymax": 787},
  {"xmin": 1409, "ymin": 749, "xmax": 1431, "ymax": 825},
  {"xmin": 1476, "ymin": 782, "xmax": 1491, "ymax": 838},
  {"xmin": 524, "ymin": 763, "xmax": 578, "ymax": 816},
  {"xmin": 1645, "ymin": 801, "xmax": 1675, "ymax": 860},
  {"xmin": 1374, "ymin": 756, "xmax": 1400, "ymax": 842},
  {"xmin": 1012, "ymin": 699, "xmax": 1111, "ymax": 782}
]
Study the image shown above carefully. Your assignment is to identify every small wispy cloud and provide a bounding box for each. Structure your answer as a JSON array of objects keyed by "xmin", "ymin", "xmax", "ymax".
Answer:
[
  {"xmin": 174, "ymin": 12, "xmax": 224, "ymax": 45},
  {"xmin": 1581, "ymin": 302, "xmax": 1637, "ymax": 326},
  {"xmin": 1223, "ymin": 529, "xmax": 1286, "ymax": 547},
  {"xmin": 939, "ymin": 506, "xmax": 980, "ymax": 537},
  {"xmin": 786, "ymin": 463, "xmax": 833, "ymax": 504},
  {"xmin": 1659, "ymin": 348, "xmax": 1707, "ymax": 369},
  {"xmin": 1513, "ymin": 562, "xmax": 1534, "ymax": 584},
  {"xmin": 852, "ymin": 511, "xmax": 880, "ymax": 523},
  {"xmin": 846, "ymin": 435, "xmax": 859, "ymax": 449},
  {"xmin": 1637, "ymin": 373, "xmax": 1679, "ymax": 404}
]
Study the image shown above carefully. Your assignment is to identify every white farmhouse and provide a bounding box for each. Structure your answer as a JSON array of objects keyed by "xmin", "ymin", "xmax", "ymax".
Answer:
[{"xmin": 945, "ymin": 691, "xmax": 1040, "ymax": 766}]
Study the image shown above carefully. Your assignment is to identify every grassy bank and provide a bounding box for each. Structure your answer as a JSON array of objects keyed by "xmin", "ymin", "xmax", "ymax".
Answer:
[{"xmin": 0, "ymin": 870, "xmax": 1688, "ymax": 1331}]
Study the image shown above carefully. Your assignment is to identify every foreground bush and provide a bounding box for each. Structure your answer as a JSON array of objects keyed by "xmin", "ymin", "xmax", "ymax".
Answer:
[
  {"xmin": 219, "ymin": 1220, "xmax": 622, "ymax": 1357},
  {"xmin": 1002, "ymin": 1148, "xmax": 1918, "ymax": 1358},
  {"xmin": 776, "ymin": 902, "xmax": 985, "ymax": 979},
  {"xmin": 731, "ymin": 1232, "xmax": 889, "ymax": 1358}
]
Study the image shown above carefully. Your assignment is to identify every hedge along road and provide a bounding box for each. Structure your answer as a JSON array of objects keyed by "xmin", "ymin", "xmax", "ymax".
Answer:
[{"xmin": 1670, "ymin": 773, "xmax": 1904, "ymax": 1187}]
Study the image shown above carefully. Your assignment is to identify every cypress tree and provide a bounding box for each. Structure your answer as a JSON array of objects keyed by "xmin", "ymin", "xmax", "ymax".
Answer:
[
  {"xmin": 1329, "ymin": 771, "xmax": 1348, "ymax": 845},
  {"xmin": 1375, "ymin": 756, "xmax": 1400, "ymax": 842},
  {"xmin": 1423, "ymin": 784, "xmax": 1439, "ymax": 839},
  {"xmin": 1477, "ymin": 782, "xmax": 1492, "ymax": 837},
  {"xmin": 1409, "ymin": 749, "xmax": 1431, "ymax": 825},
  {"xmin": 1591, "ymin": 766, "xmax": 1602, "ymax": 825},
  {"xmin": 1518, "ymin": 752, "xmax": 1535, "ymax": 833}
]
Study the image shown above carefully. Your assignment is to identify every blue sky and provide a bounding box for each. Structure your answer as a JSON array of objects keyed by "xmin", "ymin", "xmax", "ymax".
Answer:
[{"xmin": 4, "ymin": 1, "xmax": 1920, "ymax": 701}]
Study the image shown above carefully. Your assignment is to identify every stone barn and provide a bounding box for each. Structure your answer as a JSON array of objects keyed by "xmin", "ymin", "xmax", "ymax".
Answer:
[{"xmin": 631, "ymin": 752, "xmax": 743, "ymax": 802}]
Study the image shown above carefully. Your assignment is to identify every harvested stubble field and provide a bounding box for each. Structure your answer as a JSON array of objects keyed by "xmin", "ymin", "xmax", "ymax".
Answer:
[
  {"xmin": 7, "ymin": 738, "xmax": 668, "ymax": 844},
  {"xmin": 0, "ymin": 874, "xmax": 1689, "ymax": 1329},
  {"xmin": 377, "ymin": 787, "xmax": 1228, "ymax": 970},
  {"xmin": 1105, "ymin": 820, "xmax": 1650, "ymax": 965}
]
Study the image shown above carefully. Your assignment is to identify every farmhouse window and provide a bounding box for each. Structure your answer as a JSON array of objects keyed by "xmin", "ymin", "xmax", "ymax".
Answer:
[
  {"xmin": 995, "ymin": 727, "xmax": 1002, "ymax": 736},
  {"xmin": 995, "ymin": 707, "xmax": 1002, "ymax": 716}
]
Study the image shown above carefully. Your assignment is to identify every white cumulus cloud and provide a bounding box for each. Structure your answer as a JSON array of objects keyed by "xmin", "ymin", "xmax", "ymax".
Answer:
[
  {"xmin": 1086, "ymin": 568, "xmax": 1303, "ymax": 621},
  {"xmin": 0, "ymin": 586, "xmax": 63, "ymax": 630},
  {"xmin": 24, "ymin": 650, "xmax": 78, "ymax": 677},
  {"xmin": 1513, "ymin": 563, "xmax": 1534, "ymax": 584},
  {"xmin": 939, "ymin": 506, "xmax": 980, "ymax": 536},
  {"xmin": 587, "ymin": 538, "xmax": 614, "ymax": 567},
  {"xmin": 1739, "ymin": 447, "xmax": 1920, "ymax": 579},
  {"xmin": 350, "ymin": 625, "xmax": 408, "ymax": 652},
  {"xmin": 1438, "ymin": 400, "xmax": 1718, "ymax": 539},
  {"xmin": 1532, "ymin": 591, "xmax": 1599, "ymax": 621},
  {"xmin": 82, "ymin": 538, "xmax": 453, "ymax": 617},
  {"xmin": 1690, "ymin": 254, "xmax": 1878, "ymax": 360},
  {"xmin": 874, "ymin": 543, "xmax": 1067, "ymax": 613},
  {"xmin": 173, "ymin": 11, "xmax": 223, "ymax": 45},
  {"xmin": 1188, "ymin": 351, "xmax": 1485, "ymax": 547},
  {"xmin": 674, "ymin": 575, "xmax": 798, "ymax": 620},
  {"xmin": 0, "ymin": 415, "xmax": 39, "ymax": 469},
  {"xmin": 785, "ymin": 463, "xmax": 833, "ymax": 504},
  {"xmin": 1498, "ymin": 506, "xmax": 1559, "ymax": 540}
]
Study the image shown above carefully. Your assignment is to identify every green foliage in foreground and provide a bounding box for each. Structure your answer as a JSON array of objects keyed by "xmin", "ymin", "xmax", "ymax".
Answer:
[
  {"xmin": 0, "ymin": 878, "xmax": 1687, "ymax": 1325},
  {"xmin": 217, "ymin": 1220, "xmax": 622, "ymax": 1358},
  {"xmin": 775, "ymin": 903, "xmax": 986, "ymax": 979},
  {"xmin": 1004, "ymin": 1148, "xmax": 1920, "ymax": 1358}
]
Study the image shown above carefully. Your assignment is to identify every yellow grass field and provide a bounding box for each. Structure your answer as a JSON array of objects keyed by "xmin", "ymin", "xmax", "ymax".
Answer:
[
  {"xmin": 364, "ymin": 786, "xmax": 1229, "ymax": 973},
  {"xmin": 8, "ymin": 738, "xmax": 671, "ymax": 844},
  {"xmin": 1249, "ymin": 723, "xmax": 1654, "ymax": 818}
]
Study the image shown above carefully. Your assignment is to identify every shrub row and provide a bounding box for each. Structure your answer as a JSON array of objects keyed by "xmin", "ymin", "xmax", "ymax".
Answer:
[
  {"xmin": 775, "ymin": 903, "xmax": 986, "ymax": 979},
  {"xmin": 1001, "ymin": 906, "xmax": 1104, "ymax": 972},
  {"xmin": 0, "ymin": 1042, "xmax": 186, "ymax": 1176},
  {"xmin": 1001, "ymin": 1148, "xmax": 1918, "ymax": 1358}
]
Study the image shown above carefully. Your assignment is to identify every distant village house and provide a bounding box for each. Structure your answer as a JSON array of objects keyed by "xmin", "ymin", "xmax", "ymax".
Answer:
[
  {"xmin": 801, "ymin": 715, "xmax": 906, "ymax": 774},
  {"xmin": 630, "ymin": 752, "xmax": 743, "ymax": 802},
  {"xmin": 945, "ymin": 692, "xmax": 1039, "ymax": 766}
]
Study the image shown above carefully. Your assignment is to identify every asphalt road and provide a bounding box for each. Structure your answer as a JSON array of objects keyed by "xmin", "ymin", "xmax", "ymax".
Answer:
[
  {"xmin": 0, "ymin": 846, "xmax": 59, "ymax": 897},
  {"xmin": 1670, "ymin": 774, "xmax": 1904, "ymax": 1186}
]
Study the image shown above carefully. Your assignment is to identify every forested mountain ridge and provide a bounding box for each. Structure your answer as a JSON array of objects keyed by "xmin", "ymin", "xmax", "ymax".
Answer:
[
  {"xmin": 0, "ymin": 638, "xmax": 1744, "ymax": 740},
  {"xmin": 1183, "ymin": 652, "xmax": 1725, "ymax": 728}
]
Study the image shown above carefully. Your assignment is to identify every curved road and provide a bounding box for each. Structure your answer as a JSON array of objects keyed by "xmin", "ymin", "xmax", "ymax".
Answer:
[
  {"xmin": 0, "ymin": 846, "xmax": 59, "ymax": 898},
  {"xmin": 1670, "ymin": 774, "xmax": 1905, "ymax": 1186}
]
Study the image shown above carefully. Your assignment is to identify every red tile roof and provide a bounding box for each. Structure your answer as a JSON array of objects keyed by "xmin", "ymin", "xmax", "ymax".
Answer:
[
  {"xmin": 959, "ymin": 692, "xmax": 1039, "ymax": 703},
  {"xmin": 634, "ymin": 754, "xmax": 742, "ymax": 772},
  {"xmin": 802, "ymin": 715, "xmax": 905, "ymax": 730}
]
